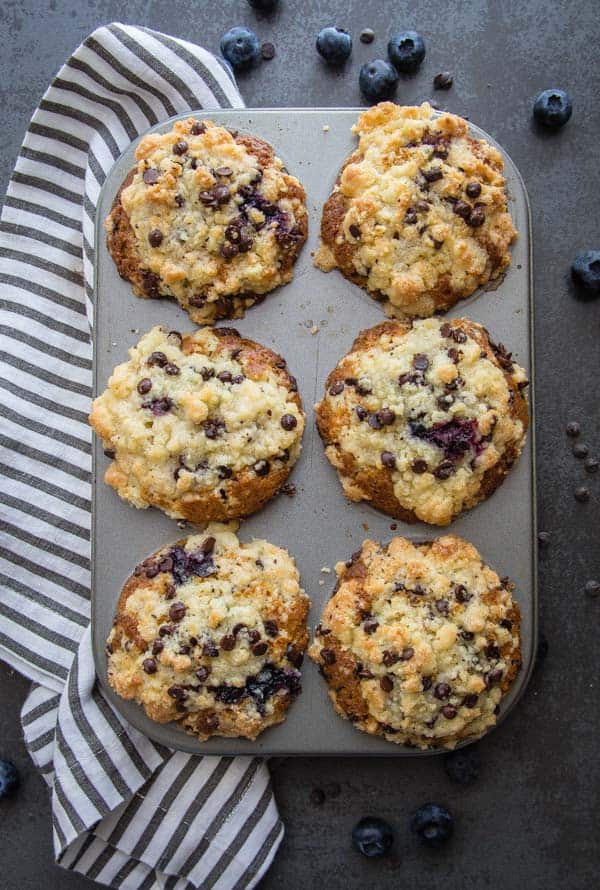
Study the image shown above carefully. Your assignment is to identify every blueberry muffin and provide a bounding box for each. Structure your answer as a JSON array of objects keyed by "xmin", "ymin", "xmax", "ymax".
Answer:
[
  {"xmin": 106, "ymin": 117, "xmax": 308, "ymax": 324},
  {"xmin": 90, "ymin": 325, "xmax": 304, "ymax": 522},
  {"xmin": 316, "ymin": 317, "xmax": 528, "ymax": 526},
  {"xmin": 107, "ymin": 525, "xmax": 309, "ymax": 741},
  {"xmin": 316, "ymin": 102, "xmax": 517, "ymax": 319},
  {"xmin": 309, "ymin": 534, "xmax": 521, "ymax": 749}
]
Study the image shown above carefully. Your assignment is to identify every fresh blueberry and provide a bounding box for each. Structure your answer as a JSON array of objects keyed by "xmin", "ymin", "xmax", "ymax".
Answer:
[
  {"xmin": 444, "ymin": 748, "xmax": 480, "ymax": 785},
  {"xmin": 0, "ymin": 760, "xmax": 19, "ymax": 799},
  {"xmin": 247, "ymin": 0, "xmax": 279, "ymax": 10},
  {"xmin": 410, "ymin": 803, "xmax": 453, "ymax": 846},
  {"xmin": 359, "ymin": 59, "xmax": 399, "ymax": 103},
  {"xmin": 316, "ymin": 27, "xmax": 352, "ymax": 65},
  {"xmin": 533, "ymin": 89, "xmax": 572, "ymax": 128},
  {"xmin": 388, "ymin": 30, "xmax": 426, "ymax": 72},
  {"xmin": 352, "ymin": 816, "xmax": 394, "ymax": 858},
  {"xmin": 571, "ymin": 251, "xmax": 600, "ymax": 296},
  {"xmin": 220, "ymin": 27, "xmax": 261, "ymax": 69}
]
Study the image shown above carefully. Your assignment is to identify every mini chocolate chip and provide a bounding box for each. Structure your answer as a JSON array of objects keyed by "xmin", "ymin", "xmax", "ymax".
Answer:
[
  {"xmin": 220, "ymin": 633, "xmax": 236, "ymax": 651},
  {"xmin": 451, "ymin": 329, "xmax": 467, "ymax": 343},
  {"xmin": 413, "ymin": 353, "xmax": 429, "ymax": 370},
  {"xmin": 148, "ymin": 351, "xmax": 168, "ymax": 368},
  {"xmin": 400, "ymin": 647, "xmax": 415, "ymax": 661},
  {"xmin": 415, "ymin": 200, "xmax": 430, "ymax": 212},
  {"xmin": 434, "ymin": 682, "xmax": 451, "ymax": 700},
  {"xmin": 178, "ymin": 645, "xmax": 190, "ymax": 655},
  {"xmin": 454, "ymin": 199, "xmax": 472, "ymax": 221},
  {"xmin": 466, "ymin": 181, "xmax": 482, "ymax": 198},
  {"xmin": 167, "ymin": 684, "xmax": 185, "ymax": 700},
  {"xmin": 468, "ymin": 206, "xmax": 486, "ymax": 227},
  {"xmin": 191, "ymin": 121, "xmax": 206, "ymax": 135},
  {"xmin": 412, "ymin": 458, "xmax": 428, "ymax": 474},
  {"xmin": 383, "ymin": 650, "xmax": 400, "ymax": 667},
  {"xmin": 454, "ymin": 584, "xmax": 471, "ymax": 603},
  {"xmin": 381, "ymin": 451, "xmax": 397, "ymax": 469},
  {"xmin": 435, "ymin": 599, "xmax": 450, "ymax": 615},
  {"xmin": 202, "ymin": 641, "xmax": 219, "ymax": 657},
  {"xmin": 422, "ymin": 676, "xmax": 433, "ymax": 691},
  {"xmin": 460, "ymin": 630, "xmax": 474, "ymax": 641},
  {"xmin": 217, "ymin": 370, "xmax": 233, "ymax": 383},
  {"xmin": 573, "ymin": 442, "xmax": 589, "ymax": 458},
  {"xmin": 103, "ymin": 448, "xmax": 116, "ymax": 459},
  {"xmin": 585, "ymin": 457, "xmax": 599, "ymax": 474},
  {"xmin": 159, "ymin": 624, "xmax": 174, "ymax": 637},
  {"xmin": 585, "ymin": 579, "xmax": 600, "ymax": 597},
  {"xmin": 252, "ymin": 641, "xmax": 269, "ymax": 656},
  {"xmin": 356, "ymin": 406, "xmax": 368, "ymax": 421},
  {"xmin": 487, "ymin": 668, "xmax": 503, "ymax": 685},
  {"xmin": 164, "ymin": 362, "xmax": 180, "ymax": 376},
  {"xmin": 380, "ymin": 675, "xmax": 394, "ymax": 692},
  {"xmin": 196, "ymin": 665, "xmax": 211, "ymax": 682},
  {"xmin": 575, "ymin": 486, "xmax": 590, "ymax": 503},
  {"xmin": 173, "ymin": 139, "xmax": 188, "ymax": 155},
  {"xmin": 433, "ymin": 71, "xmax": 453, "ymax": 90},
  {"xmin": 253, "ymin": 459, "xmax": 270, "ymax": 476},
  {"xmin": 169, "ymin": 602, "xmax": 186, "ymax": 622},
  {"xmin": 215, "ymin": 166, "xmax": 233, "ymax": 177},
  {"xmin": 287, "ymin": 644, "xmax": 304, "ymax": 667},
  {"xmin": 329, "ymin": 381, "xmax": 345, "ymax": 396},
  {"xmin": 485, "ymin": 643, "xmax": 500, "ymax": 659},
  {"xmin": 199, "ymin": 367, "xmax": 215, "ymax": 380},
  {"xmin": 261, "ymin": 41, "xmax": 276, "ymax": 60},
  {"xmin": 440, "ymin": 322, "xmax": 453, "ymax": 338},
  {"xmin": 137, "ymin": 378, "xmax": 152, "ymax": 395},
  {"xmin": 363, "ymin": 619, "xmax": 379, "ymax": 634},
  {"xmin": 220, "ymin": 241, "xmax": 239, "ymax": 258},
  {"xmin": 248, "ymin": 629, "xmax": 261, "ymax": 644},
  {"xmin": 462, "ymin": 693, "xmax": 478, "ymax": 708},
  {"xmin": 231, "ymin": 374, "xmax": 245, "ymax": 385},
  {"xmin": 368, "ymin": 413, "xmax": 383, "ymax": 430},
  {"xmin": 264, "ymin": 620, "xmax": 278, "ymax": 637},
  {"xmin": 356, "ymin": 383, "xmax": 372, "ymax": 395},
  {"xmin": 405, "ymin": 207, "xmax": 417, "ymax": 224},
  {"xmin": 175, "ymin": 194, "xmax": 185, "ymax": 206},
  {"xmin": 151, "ymin": 640, "xmax": 164, "ymax": 655},
  {"xmin": 148, "ymin": 229, "xmax": 163, "ymax": 247},
  {"xmin": 500, "ymin": 619, "xmax": 513, "ymax": 630},
  {"xmin": 434, "ymin": 460, "xmax": 456, "ymax": 480},
  {"xmin": 379, "ymin": 408, "xmax": 396, "ymax": 425},
  {"xmin": 143, "ymin": 168, "xmax": 159, "ymax": 185},
  {"xmin": 441, "ymin": 705, "xmax": 457, "ymax": 719},
  {"xmin": 349, "ymin": 223, "xmax": 361, "ymax": 238},
  {"xmin": 447, "ymin": 347, "xmax": 460, "ymax": 363},
  {"xmin": 142, "ymin": 658, "xmax": 157, "ymax": 674},
  {"xmin": 566, "ymin": 421, "xmax": 581, "ymax": 437},
  {"xmin": 421, "ymin": 167, "xmax": 443, "ymax": 183},
  {"xmin": 321, "ymin": 648, "xmax": 336, "ymax": 665},
  {"xmin": 213, "ymin": 184, "xmax": 230, "ymax": 204},
  {"xmin": 281, "ymin": 413, "xmax": 297, "ymax": 430}
]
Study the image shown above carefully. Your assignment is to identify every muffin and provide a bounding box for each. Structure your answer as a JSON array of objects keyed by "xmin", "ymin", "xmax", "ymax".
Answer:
[
  {"xmin": 90, "ymin": 325, "xmax": 304, "ymax": 522},
  {"xmin": 316, "ymin": 102, "xmax": 517, "ymax": 319},
  {"xmin": 309, "ymin": 534, "xmax": 521, "ymax": 749},
  {"xmin": 106, "ymin": 117, "xmax": 308, "ymax": 324},
  {"xmin": 315, "ymin": 317, "xmax": 528, "ymax": 526},
  {"xmin": 107, "ymin": 525, "xmax": 309, "ymax": 741}
]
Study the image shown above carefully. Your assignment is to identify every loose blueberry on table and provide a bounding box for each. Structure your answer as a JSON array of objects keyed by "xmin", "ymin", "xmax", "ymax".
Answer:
[
  {"xmin": 352, "ymin": 816, "xmax": 394, "ymax": 858},
  {"xmin": 359, "ymin": 59, "xmax": 398, "ymax": 102},
  {"xmin": 444, "ymin": 748, "xmax": 480, "ymax": 785},
  {"xmin": 533, "ymin": 89, "xmax": 572, "ymax": 128},
  {"xmin": 0, "ymin": 760, "xmax": 20, "ymax": 799},
  {"xmin": 571, "ymin": 251, "xmax": 600, "ymax": 296},
  {"xmin": 220, "ymin": 27, "xmax": 261, "ymax": 69},
  {"xmin": 316, "ymin": 27, "xmax": 352, "ymax": 65},
  {"xmin": 387, "ymin": 30, "xmax": 426, "ymax": 72},
  {"xmin": 247, "ymin": 0, "xmax": 279, "ymax": 10},
  {"xmin": 411, "ymin": 803, "xmax": 454, "ymax": 846}
]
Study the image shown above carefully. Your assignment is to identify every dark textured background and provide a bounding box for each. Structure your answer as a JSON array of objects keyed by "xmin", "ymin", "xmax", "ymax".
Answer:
[{"xmin": 1, "ymin": 1, "xmax": 599, "ymax": 888}]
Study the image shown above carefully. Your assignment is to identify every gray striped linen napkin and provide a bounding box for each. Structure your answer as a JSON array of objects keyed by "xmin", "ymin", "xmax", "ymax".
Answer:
[{"xmin": 0, "ymin": 23, "xmax": 285, "ymax": 890}]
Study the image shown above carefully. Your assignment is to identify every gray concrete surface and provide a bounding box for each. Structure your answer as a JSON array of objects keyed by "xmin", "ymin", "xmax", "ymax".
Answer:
[{"xmin": 1, "ymin": 1, "xmax": 599, "ymax": 888}]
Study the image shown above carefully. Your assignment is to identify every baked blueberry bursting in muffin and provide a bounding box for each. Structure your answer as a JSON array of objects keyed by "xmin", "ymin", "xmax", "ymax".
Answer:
[
  {"xmin": 316, "ymin": 317, "xmax": 528, "ymax": 525},
  {"xmin": 107, "ymin": 526, "xmax": 309, "ymax": 741},
  {"xmin": 105, "ymin": 117, "xmax": 308, "ymax": 324},
  {"xmin": 90, "ymin": 325, "xmax": 304, "ymax": 522},
  {"xmin": 316, "ymin": 102, "xmax": 517, "ymax": 319},
  {"xmin": 309, "ymin": 534, "xmax": 521, "ymax": 749}
]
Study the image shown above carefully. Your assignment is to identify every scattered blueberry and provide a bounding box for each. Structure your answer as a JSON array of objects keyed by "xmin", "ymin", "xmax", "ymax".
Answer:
[
  {"xmin": 585, "ymin": 457, "xmax": 599, "ymax": 474},
  {"xmin": 574, "ymin": 485, "xmax": 590, "ymax": 503},
  {"xmin": 566, "ymin": 421, "xmax": 581, "ymax": 437},
  {"xmin": 220, "ymin": 27, "xmax": 261, "ymax": 69},
  {"xmin": 359, "ymin": 59, "xmax": 399, "ymax": 102},
  {"xmin": 360, "ymin": 28, "xmax": 375, "ymax": 44},
  {"xmin": 352, "ymin": 816, "xmax": 394, "ymax": 858},
  {"xmin": 571, "ymin": 251, "xmax": 600, "ymax": 297},
  {"xmin": 573, "ymin": 442, "xmax": 589, "ymax": 458},
  {"xmin": 410, "ymin": 803, "xmax": 454, "ymax": 847},
  {"xmin": 533, "ymin": 89, "xmax": 572, "ymax": 128},
  {"xmin": 0, "ymin": 760, "xmax": 19, "ymax": 799},
  {"xmin": 444, "ymin": 748, "xmax": 480, "ymax": 785},
  {"xmin": 538, "ymin": 530, "xmax": 551, "ymax": 546},
  {"xmin": 388, "ymin": 30, "xmax": 426, "ymax": 72},
  {"xmin": 585, "ymin": 579, "xmax": 600, "ymax": 597},
  {"xmin": 433, "ymin": 71, "xmax": 454, "ymax": 90},
  {"xmin": 316, "ymin": 27, "xmax": 352, "ymax": 65},
  {"xmin": 247, "ymin": 0, "xmax": 279, "ymax": 10}
]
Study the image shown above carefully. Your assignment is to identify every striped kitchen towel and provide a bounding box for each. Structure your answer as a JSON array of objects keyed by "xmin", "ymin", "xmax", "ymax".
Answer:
[{"xmin": 0, "ymin": 23, "xmax": 283, "ymax": 890}]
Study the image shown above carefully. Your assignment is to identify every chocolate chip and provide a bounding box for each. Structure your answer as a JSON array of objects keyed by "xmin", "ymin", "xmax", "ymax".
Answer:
[
  {"xmin": 199, "ymin": 366, "xmax": 214, "ymax": 380},
  {"xmin": 363, "ymin": 619, "xmax": 379, "ymax": 634},
  {"xmin": 451, "ymin": 328, "xmax": 467, "ymax": 344},
  {"xmin": 203, "ymin": 418, "xmax": 226, "ymax": 439},
  {"xmin": 460, "ymin": 630, "xmax": 474, "ymax": 641},
  {"xmin": 433, "ymin": 71, "xmax": 453, "ymax": 90},
  {"xmin": 485, "ymin": 643, "xmax": 500, "ymax": 659},
  {"xmin": 368, "ymin": 413, "xmax": 383, "ymax": 430},
  {"xmin": 142, "ymin": 658, "xmax": 157, "ymax": 674},
  {"xmin": 103, "ymin": 448, "xmax": 116, "ymax": 459},
  {"xmin": 261, "ymin": 41, "xmax": 276, "ymax": 60},
  {"xmin": 191, "ymin": 121, "xmax": 206, "ymax": 135},
  {"xmin": 220, "ymin": 633, "xmax": 236, "ymax": 651},
  {"xmin": 421, "ymin": 167, "xmax": 443, "ymax": 183},
  {"xmin": 379, "ymin": 408, "xmax": 396, "ymax": 425},
  {"xmin": 462, "ymin": 693, "xmax": 478, "ymax": 708},
  {"xmin": 169, "ymin": 602, "xmax": 186, "ymax": 622},
  {"xmin": 466, "ymin": 181, "xmax": 482, "ymax": 198},
  {"xmin": 447, "ymin": 347, "xmax": 461, "ymax": 363},
  {"xmin": 487, "ymin": 668, "xmax": 503, "ymax": 685},
  {"xmin": 137, "ymin": 378, "xmax": 152, "ymax": 395},
  {"xmin": 440, "ymin": 323, "xmax": 452, "ymax": 338},
  {"xmin": 329, "ymin": 381, "xmax": 345, "ymax": 396},
  {"xmin": 380, "ymin": 675, "xmax": 394, "ymax": 692},
  {"xmin": 162, "ymin": 363, "xmax": 179, "ymax": 377},
  {"xmin": 585, "ymin": 579, "xmax": 600, "ymax": 597},
  {"xmin": 434, "ymin": 682, "xmax": 451, "ymax": 700},
  {"xmin": 360, "ymin": 28, "xmax": 375, "ymax": 43},
  {"xmin": 264, "ymin": 620, "xmax": 278, "ymax": 638},
  {"xmin": 321, "ymin": 648, "xmax": 336, "ymax": 664},
  {"xmin": 454, "ymin": 199, "xmax": 472, "ymax": 221},
  {"xmin": 159, "ymin": 624, "xmax": 174, "ymax": 637},
  {"xmin": 167, "ymin": 684, "xmax": 185, "ymax": 700},
  {"xmin": 422, "ymin": 676, "xmax": 433, "ymax": 691},
  {"xmin": 411, "ymin": 458, "xmax": 428, "ymax": 474},
  {"xmin": 468, "ymin": 206, "xmax": 486, "ymax": 227},
  {"xmin": 566, "ymin": 421, "xmax": 580, "ymax": 437},
  {"xmin": 573, "ymin": 442, "xmax": 589, "ymax": 458},
  {"xmin": 356, "ymin": 383, "xmax": 372, "ymax": 396},
  {"xmin": 415, "ymin": 200, "xmax": 430, "ymax": 212},
  {"xmin": 178, "ymin": 645, "xmax": 190, "ymax": 655},
  {"xmin": 575, "ymin": 486, "xmax": 590, "ymax": 503},
  {"xmin": 175, "ymin": 194, "xmax": 185, "ymax": 206},
  {"xmin": 401, "ymin": 647, "xmax": 415, "ymax": 661},
  {"xmin": 252, "ymin": 641, "xmax": 268, "ymax": 656},
  {"xmin": 454, "ymin": 584, "xmax": 471, "ymax": 603},
  {"xmin": 143, "ymin": 168, "xmax": 160, "ymax": 185},
  {"xmin": 356, "ymin": 406, "xmax": 368, "ymax": 421},
  {"xmin": 196, "ymin": 666, "xmax": 211, "ymax": 682},
  {"xmin": 148, "ymin": 351, "xmax": 168, "ymax": 368},
  {"xmin": 216, "ymin": 370, "xmax": 233, "ymax": 384},
  {"xmin": 441, "ymin": 705, "xmax": 457, "ymax": 719},
  {"xmin": 381, "ymin": 451, "xmax": 397, "ymax": 469},
  {"xmin": 383, "ymin": 650, "xmax": 399, "ymax": 667},
  {"xmin": 500, "ymin": 619, "xmax": 513, "ymax": 630},
  {"xmin": 248, "ymin": 629, "xmax": 261, "ymax": 644},
  {"xmin": 253, "ymin": 459, "xmax": 270, "ymax": 476},
  {"xmin": 213, "ymin": 184, "xmax": 230, "ymax": 204},
  {"xmin": 286, "ymin": 644, "xmax": 304, "ymax": 667},
  {"xmin": 148, "ymin": 229, "xmax": 163, "ymax": 247},
  {"xmin": 173, "ymin": 140, "xmax": 188, "ymax": 156},
  {"xmin": 413, "ymin": 353, "xmax": 429, "ymax": 370},
  {"xmin": 435, "ymin": 599, "xmax": 450, "ymax": 615},
  {"xmin": 281, "ymin": 413, "xmax": 297, "ymax": 430},
  {"xmin": 405, "ymin": 207, "xmax": 417, "ymax": 224},
  {"xmin": 151, "ymin": 640, "xmax": 164, "ymax": 656},
  {"xmin": 220, "ymin": 241, "xmax": 239, "ymax": 258},
  {"xmin": 349, "ymin": 223, "xmax": 361, "ymax": 238},
  {"xmin": 434, "ymin": 460, "xmax": 456, "ymax": 480},
  {"xmin": 202, "ymin": 641, "xmax": 219, "ymax": 657}
]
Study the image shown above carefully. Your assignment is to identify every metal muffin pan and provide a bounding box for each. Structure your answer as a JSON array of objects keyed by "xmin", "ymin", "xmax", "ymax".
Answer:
[{"xmin": 92, "ymin": 108, "xmax": 536, "ymax": 756}]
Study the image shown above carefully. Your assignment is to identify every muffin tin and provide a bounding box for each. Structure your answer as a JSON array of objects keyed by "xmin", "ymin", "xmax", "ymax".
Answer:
[{"xmin": 92, "ymin": 108, "xmax": 536, "ymax": 755}]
